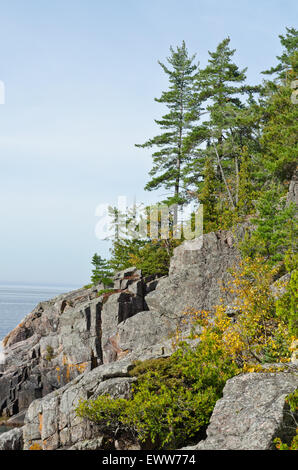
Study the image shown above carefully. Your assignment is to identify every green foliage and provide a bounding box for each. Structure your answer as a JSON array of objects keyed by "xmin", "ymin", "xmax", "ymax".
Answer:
[
  {"xmin": 83, "ymin": 283, "xmax": 93, "ymax": 290},
  {"xmin": 275, "ymin": 251, "xmax": 298, "ymax": 336},
  {"xmin": 274, "ymin": 389, "xmax": 298, "ymax": 450},
  {"xmin": 90, "ymin": 253, "xmax": 113, "ymax": 286},
  {"xmin": 135, "ymin": 41, "xmax": 200, "ymax": 206},
  {"xmin": 240, "ymin": 190, "xmax": 297, "ymax": 263},
  {"xmin": 286, "ymin": 388, "xmax": 298, "ymax": 413},
  {"xmin": 97, "ymin": 288, "xmax": 115, "ymax": 297},
  {"xmin": 109, "ymin": 238, "xmax": 172, "ymax": 277},
  {"xmin": 274, "ymin": 434, "xmax": 298, "ymax": 450},
  {"xmin": 260, "ymin": 85, "xmax": 298, "ymax": 182},
  {"xmin": 261, "ymin": 324, "xmax": 293, "ymax": 364},
  {"xmin": 183, "ymin": 36, "xmax": 260, "ymax": 215},
  {"xmin": 76, "ymin": 395, "xmax": 130, "ymax": 435},
  {"xmin": 108, "ymin": 204, "xmax": 183, "ymax": 276},
  {"xmin": 45, "ymin": 345, "xmax": 54, "ymax": 362},
  {"xmin": 236, "ymin": 147, "xmax": 255, "ymax": 216},
  {"xmin": 109, "ymin": 239, "xmax": 147, "ymax": 272},
  {"xmin": 260, "ymin": 28, "xmax": 298, "ymax": 182},
  {"xmin": 129, "ymin": 240, "xmax": 178, "ymax": 277},
  {"xmin": 76, "ymin": 334, "xmax": 239, "ymax": 449},
  {"xmin": 199, "ymin": 157, "xmax": 219, "ymax": 233},
  {"xmin": 262, "ymin": 27, "xmax": 298, "ymax": 81}
]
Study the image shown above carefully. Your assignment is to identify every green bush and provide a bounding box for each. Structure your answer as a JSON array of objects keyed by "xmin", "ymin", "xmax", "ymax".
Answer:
[
  {"xmin": 76, "ymin": 332, "xmax": 239, "ymax": 449},
  {"xmin": 45, "ymin": 345, "xmax": 54, "ymax": 362},
  {"xmin": 274, "ymin": 389, "xmax": 298, "ymax": 450},
  {"xmin": 129, "ymin": 241, "xmax": 172, "ymax": 277},
  {"xmin": 275, "ymin": 251, "xmax": 298, "ymax": 337},
  {"xmin": 239, "ymin": 190, "xmax": 297, "ymax": 264},
  {"xmin": 97, "ymin": 288, "xmax": 115, "ymax": 297}
]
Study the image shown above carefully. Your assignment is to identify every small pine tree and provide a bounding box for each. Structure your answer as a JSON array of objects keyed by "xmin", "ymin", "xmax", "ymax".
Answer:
[{"xmin": 91, "ymin": 254, "xmax": 113, "ymax": 287}]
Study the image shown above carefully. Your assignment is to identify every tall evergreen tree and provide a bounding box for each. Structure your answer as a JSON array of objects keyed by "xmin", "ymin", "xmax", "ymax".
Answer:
[
  {"xmin": 260, "ymin": 28, "xmax": 298, "ymax": 182},
  {"xmin": 184, "ymin": 37, "xmax": 260, "ymax": 216},
  {"xmin": 136, "ymin": 41, "xmax": 200, "ymax": 207}
]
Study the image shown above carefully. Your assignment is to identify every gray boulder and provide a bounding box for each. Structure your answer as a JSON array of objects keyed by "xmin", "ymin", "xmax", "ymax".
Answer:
[{"xmin": 185, "ymin": 367, "xmax": 298, "ymax": 450}]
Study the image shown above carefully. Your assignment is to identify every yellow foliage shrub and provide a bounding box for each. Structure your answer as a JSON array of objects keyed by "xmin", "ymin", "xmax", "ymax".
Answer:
[{"xmin": 185, "ymin": 257, "xmax": 294, "ymax": 368}]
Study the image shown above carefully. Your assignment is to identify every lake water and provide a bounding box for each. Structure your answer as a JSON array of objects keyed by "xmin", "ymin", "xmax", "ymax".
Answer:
[{"xmin": 0, "ymin": 283, "xmax": 78, "ymax": 361}]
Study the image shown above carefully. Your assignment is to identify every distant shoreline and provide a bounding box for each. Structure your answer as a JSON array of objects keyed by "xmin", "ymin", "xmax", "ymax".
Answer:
[
  {"xmin": 0, "ymin": 281, "xmax": 81, "ymax": 290},
  {"xmin": 0, "ymin": 283, "xmax": 81, "ymax": 347}
]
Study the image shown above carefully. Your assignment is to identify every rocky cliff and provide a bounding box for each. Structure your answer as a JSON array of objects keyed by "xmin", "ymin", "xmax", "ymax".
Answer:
[
  {"xmin": 0, "ymin": 228, "xmax": 297, "ymax": 451},
  {"xmin": 0, "ymin": 230, "xmax": 238, "ymax": 423}
]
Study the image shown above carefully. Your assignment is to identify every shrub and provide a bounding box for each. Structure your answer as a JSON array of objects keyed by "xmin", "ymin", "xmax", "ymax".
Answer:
[
  {"xmin": 97, "ymin": 288, "xmax": 115, "ymax": 297},
  {"xmin": 239, "ymin": 190, "xmax": 297, "ymax": 264},
  {"xmin": 128, "ymin": 241, "xmax": 172, "ymax": 277},
  {"xmin": 83, "ymin": 283, "xmax": 93, "ymax": 289},
  {"xmin": 190, "ymin": 257, "xmax": 293, "ymax": 366},
  {"xmin": 76, "ymin": 334, "xmax": 239, "ymax": 449},
  {"xmin": 45, "ymin": 345, "xmax": 54, "ymax": 362},
  {"xmin": 274, "ymin": 389, "xmax": 298, "ymax": 450},
  {"xmin": 275, "ymin": 251, "xmax": 298, "ymax": 337}
]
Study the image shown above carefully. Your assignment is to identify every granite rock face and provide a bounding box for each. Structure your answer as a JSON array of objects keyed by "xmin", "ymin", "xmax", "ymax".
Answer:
[
  {"xmin": 0, "ymin": 287, "xmax": 101, "ymax": 419},
  {"xmin": 0, "ymin": 269, "xmax": 154, "ymax": 420},
  {"xmin": 0, "ymin": 427, "xmax": 23, "ymax": 450},
  {"xmin": 17, "ymin": 230, "xmax": 242, "ymax": 450},
  {"xmin": 0, "ymin": 231, "xmax": 240, "ymax": 426},
  {"xmin": 6, "ymin": 228, "xmax": 296, "ymax": 451},
  {"xmin": 146, "ymin": 230, "xmax": 239, "ymax": 322},
  {"xmin": 23, "ymin": 357, "xmax": 148, "ymax": 450},
  {"xmin": 185, "ymin": 366, "xmax": 298, "ymax": 450}
]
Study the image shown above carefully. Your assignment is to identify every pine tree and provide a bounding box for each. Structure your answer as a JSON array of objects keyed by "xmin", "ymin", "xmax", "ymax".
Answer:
[
  {"xmin": 260, "ymin": 28, "xmax": 298, "ymax": 182},
  {"xmin": 135, "ymin": 41, "xmax": 200, "ymax": 208},
  {"xmin": 91, "ymin": 254, "xmax": 113, "ymax": 286},
  {"xmin": 240, "ymin": 189, "xmax": 297, "ymax": 263},
  {"xmin": 184, "ymin": 37, "xmax": 259, "ymax": 215},
  {"xmin": 262, "ymin": 27, "xmax": 298, "ymax": 81}
]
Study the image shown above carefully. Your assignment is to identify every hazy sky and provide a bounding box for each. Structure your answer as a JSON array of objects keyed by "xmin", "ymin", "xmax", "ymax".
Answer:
[{"xmin": 0, "ymin": 0, "xmax": 296, "ymax": 286}]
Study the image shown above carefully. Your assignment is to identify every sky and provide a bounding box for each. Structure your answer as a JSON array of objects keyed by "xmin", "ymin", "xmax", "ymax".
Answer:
[{"xmin": 0, "ymin": 0, "xmax": 297, "ymax": 286}]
